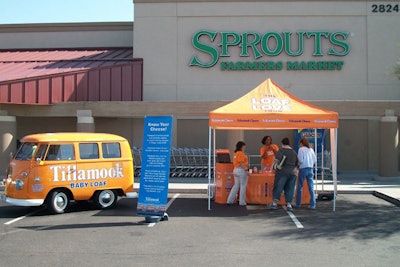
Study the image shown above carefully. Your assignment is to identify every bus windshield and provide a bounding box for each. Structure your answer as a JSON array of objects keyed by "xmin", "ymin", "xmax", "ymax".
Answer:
[{"xmin": 15, "ymin": 143, "xmax": 38, "ymax": 160}]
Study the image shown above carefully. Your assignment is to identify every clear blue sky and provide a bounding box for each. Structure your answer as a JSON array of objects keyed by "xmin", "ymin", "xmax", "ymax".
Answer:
[{"xmin": 0, "ymin": 0, "xmax": 134, "ymax": 24}]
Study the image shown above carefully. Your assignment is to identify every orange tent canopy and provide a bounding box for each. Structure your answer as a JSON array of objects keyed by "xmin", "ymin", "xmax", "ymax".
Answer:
[{"xmin": 209, "ymin": 78, "xmax": 338, "ymax": 130}]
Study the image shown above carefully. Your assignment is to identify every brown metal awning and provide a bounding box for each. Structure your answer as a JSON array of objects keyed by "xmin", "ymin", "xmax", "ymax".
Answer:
[{"xmin": 0, "ymin": 48, "xmax": 143, "ymax": 104}]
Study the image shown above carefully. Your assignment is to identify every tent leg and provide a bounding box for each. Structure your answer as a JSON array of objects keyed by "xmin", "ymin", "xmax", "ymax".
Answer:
[
  {"xmin": 208, "ymin": 127, "xmax": 212, "ymax": 211},
  {"xmin": 331, "ymin": 128, "xmax": 338, "ymax": 212}
]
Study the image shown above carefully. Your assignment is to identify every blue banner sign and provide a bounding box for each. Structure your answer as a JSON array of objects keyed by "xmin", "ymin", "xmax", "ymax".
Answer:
[
  {"xmin": 295, "ymin": 129, "xmax": 326, "ymax": 154},
  {"xmin": 137, "ymin": 116, "xmax": 173, "ymax": 217}
]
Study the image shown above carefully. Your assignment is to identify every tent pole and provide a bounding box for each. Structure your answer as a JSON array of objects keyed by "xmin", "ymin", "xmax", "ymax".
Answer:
[
  {"xmin": 213, "ymin": 128, "xmax": 216, "ymax": 185},
  {"xmin": 208, "ymin": 126, "xmax": 212, "ymax": 211},
  {"xmin": 321, "ymin": 142, "xmax": 325, "ymax": 192},
  {"xmin": 331, "ymin": 128, "xmax": 338, "ymax": 212},
  {"xmin": 314, "ymin": 129, "xmax": 318, "ymax": 198}
]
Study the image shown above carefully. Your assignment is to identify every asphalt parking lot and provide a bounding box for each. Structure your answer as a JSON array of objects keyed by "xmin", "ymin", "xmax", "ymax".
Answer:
[{"xmin": 1, "ymin": 193, "xmax": 399, "ymax": 267}]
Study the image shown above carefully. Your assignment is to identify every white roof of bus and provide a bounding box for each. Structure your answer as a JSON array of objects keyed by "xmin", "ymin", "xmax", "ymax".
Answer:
[{"xmin": 20, "ymin": 132, "xmax": 127, "ymax": 142}]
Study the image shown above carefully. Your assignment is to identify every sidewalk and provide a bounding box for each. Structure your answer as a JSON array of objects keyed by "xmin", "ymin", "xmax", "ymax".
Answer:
[
  {"xmin": 1, "ymin": 171, "xmax": 400, "ymax": 206},
  {"xmin": 164, "ymin": 171, "xmax": 400, "ymax": 206}
]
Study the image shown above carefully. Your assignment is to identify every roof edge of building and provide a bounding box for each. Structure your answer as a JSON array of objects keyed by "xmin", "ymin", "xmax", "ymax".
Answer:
[{"xmin": 0, "ymin": 22, "xmax": 133, "ymax": 33}]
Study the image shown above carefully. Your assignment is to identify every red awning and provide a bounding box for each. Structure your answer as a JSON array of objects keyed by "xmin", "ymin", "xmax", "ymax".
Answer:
[{"xmin": 0, "ymin": 48, "xmax": 143, "ymax": 104}]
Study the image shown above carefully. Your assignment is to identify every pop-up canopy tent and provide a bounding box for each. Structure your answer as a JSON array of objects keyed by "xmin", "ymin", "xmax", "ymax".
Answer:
[{"xmin": 208, "ymin": 78, "xmax": 338, "ymax": 211}]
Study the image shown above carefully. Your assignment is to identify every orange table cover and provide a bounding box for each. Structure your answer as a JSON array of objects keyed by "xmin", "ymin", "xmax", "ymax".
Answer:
[
  {"xmin": 246, "ymin": 172, "xmax": 310, "ymax": 205},
  {"xmin": 215, "ymin": 162, "xmax": 311, "ymax": 205}
]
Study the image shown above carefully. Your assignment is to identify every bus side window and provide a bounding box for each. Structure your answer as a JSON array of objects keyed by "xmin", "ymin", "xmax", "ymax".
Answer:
[
  {"xmin": 79, "ymin": 143, "xmax": 99, "ymax": 159},
  {"xmin": 60, "ymin": 144, "xmax": 75, "ymax": 160},
  {"xmin": 102, "ymin": 142, "xmax": 121, "ymax": 158},
  {"xmin": 45, "ymin": 145, "xmax": 60, "ymax": 160}
]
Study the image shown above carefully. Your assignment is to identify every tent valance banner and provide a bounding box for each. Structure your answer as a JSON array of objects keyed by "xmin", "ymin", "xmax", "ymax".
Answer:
[
  {"xmin": 208, "ymin": 78, "xmax": 338, "ymax": 211},
  {"xmin": 209, "ymin": 78, "xmax": 338, "ymax": 130}
]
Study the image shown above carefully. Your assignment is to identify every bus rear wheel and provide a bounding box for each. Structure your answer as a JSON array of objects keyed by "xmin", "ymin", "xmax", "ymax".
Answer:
[
  {"xmin": 93, "ymin": 189, "xmax": 117, "ymax": 209},
  {"xmin": 48, "ymin": 190, "xmax": 69, "ymax": 214}
]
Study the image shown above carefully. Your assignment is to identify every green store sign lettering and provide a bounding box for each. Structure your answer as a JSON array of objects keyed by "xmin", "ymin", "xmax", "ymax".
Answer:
[{"xmin": 189, "ymin": 30, "xmax": 351, "ymax": 71}]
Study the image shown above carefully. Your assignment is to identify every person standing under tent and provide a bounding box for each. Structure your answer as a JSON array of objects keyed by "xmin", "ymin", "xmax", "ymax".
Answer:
[
  {"xmin": 227, "ymin": 141, "xmax": 249, "ymax": 206},
  {"xmin": 260, "ymin": 135, "xmax": 279, "ymax": 172},
  {"xmin": 295, "ymin": 137, "xmax": 317, "ymax": 209},
  {"xmin": 271, "ymin": 137, "xmax": 298, "ymax": 211}
]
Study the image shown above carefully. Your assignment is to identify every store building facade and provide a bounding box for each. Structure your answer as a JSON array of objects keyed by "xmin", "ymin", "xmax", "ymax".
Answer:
[{"xmin": 1, "ymin": 0, "xmax": 400, "ymax": 177}]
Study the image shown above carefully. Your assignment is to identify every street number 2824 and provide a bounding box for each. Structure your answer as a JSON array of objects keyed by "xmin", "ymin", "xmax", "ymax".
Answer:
[{"xmin": 371, "ymin": 4, "xmax": 399, "ymax": 13}]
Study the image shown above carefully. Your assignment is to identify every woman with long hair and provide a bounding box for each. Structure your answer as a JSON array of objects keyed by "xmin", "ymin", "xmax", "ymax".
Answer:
[
  {"xmin": 227, "ymin": 141, "xmax": 249, "ymax": 206},
  {"xmin": 296, "ymin": 137, "xmax": 317, "ymax": 209}
]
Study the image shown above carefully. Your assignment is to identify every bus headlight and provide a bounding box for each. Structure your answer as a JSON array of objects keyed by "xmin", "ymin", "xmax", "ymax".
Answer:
[{"xmin": 15, "ymin": 179, "xmax": 24, "ymax": 190}]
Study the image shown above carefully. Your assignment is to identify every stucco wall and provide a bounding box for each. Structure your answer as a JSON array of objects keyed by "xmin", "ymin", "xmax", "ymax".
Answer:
[
  {"xmin": 3, "ymin": 100, "xmax": 398, "ymax": 171},
  {"xmin": 134, "ymin": 1, "xmax": 400, "ymax": 102},
  {"xmin": 0, "ymin": 1, "xmax": 399, "ymax": 172},
  {"xmin": 0, "ymin": 23, "xmax": 133, "ymax": 49},
  {"xmin": 131, "ymin": 0, "xmax": 400, "ymax": 171}
]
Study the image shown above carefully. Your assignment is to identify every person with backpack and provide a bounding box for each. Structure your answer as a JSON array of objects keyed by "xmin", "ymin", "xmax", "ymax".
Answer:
[{"xmin": 270, "ymin": 137, "xmax": 298, "ymax": 211}]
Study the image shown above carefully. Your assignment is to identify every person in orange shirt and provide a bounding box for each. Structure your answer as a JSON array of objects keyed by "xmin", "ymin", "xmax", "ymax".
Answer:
[
  {"xmin": 227, "ymin": 141, "xmax": 249, "ymax": 206},
  {"xmin": 260, "ymin": 135, "xmax": 279, "ymax": 172}
]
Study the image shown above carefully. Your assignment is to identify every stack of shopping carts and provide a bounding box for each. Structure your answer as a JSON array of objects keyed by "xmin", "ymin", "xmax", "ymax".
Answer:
[{"xmin": 132, "ymin": 147, "xmax": 213, "ymax": 179}]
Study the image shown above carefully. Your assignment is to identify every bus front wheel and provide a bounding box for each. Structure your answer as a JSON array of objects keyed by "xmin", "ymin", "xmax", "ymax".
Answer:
[{"xmin": 48, "ymin": 190, "xmax": 69, "ymax": 214}]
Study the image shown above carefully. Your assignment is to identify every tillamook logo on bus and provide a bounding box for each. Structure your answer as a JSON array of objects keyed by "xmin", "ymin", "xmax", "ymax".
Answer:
[{"xmin": 50, "ymin": 164, "xmax": 124, "ymax": 182}]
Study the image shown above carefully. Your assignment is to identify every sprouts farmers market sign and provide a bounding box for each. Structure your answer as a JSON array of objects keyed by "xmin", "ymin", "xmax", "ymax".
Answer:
[{"xmin": 189, "ymin": 30, "xmax": 351, "ymax": 71}]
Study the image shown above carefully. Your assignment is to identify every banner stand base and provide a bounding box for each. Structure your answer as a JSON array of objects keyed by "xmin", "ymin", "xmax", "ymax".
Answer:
[
  {"xmin": 145, "ymin": 212, "xmax": 169, "ymax": 223},
  {"xmin": 161, "ymin": 212, "xmax": 169, "ymax": 221}
]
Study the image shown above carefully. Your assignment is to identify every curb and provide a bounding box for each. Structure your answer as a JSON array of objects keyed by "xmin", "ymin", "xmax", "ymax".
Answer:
[
  {"xmin": 373, "ymin": 191, "xmax": 400, "ymax": 207},
  {"xmin": 0, "ymin": 185, "xmax": 209, "ymax": 194},
  {"xmin": 337, "ymin": 190, "xmax": 374, "ymax": 195},
  {"xmin": 373, "ymin": 175, "xmax": 400, "ymax": 182},
  {"xmin": 0, "ymin": 186, "xmax": 388, "ymax": 196},
  {"xmin": 168, "ymin": 188, "xmax": 208, "ymax": 194}
]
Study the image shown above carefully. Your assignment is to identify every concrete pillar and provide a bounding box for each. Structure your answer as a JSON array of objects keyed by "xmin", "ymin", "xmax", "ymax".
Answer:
[
  {"xmin": 368, "ymin": 118, "xmax": 380, "ymax": 170},
  {"xmin": 77, "ymin": 110, "xmax": 95, "ymax": 132},
  {"xmin": 132, "ymin": 118, "xmax": 144, "ymax": 147},
  {"xmin": 379, "ymin": 109, "xmax": 399, "ymax": 177},
  {"xmin": 171, "ymin": 117, "xmax": 178, "ymax": 147},
  {"xmin": 0, "ymin": 112, "xmax": 16, "ymax": 181}
]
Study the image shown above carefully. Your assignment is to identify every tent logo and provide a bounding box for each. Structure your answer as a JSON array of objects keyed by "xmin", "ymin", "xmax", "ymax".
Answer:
[{"xmin": 251, "ymin": 97, "xmax": 292, "ymax": 112}]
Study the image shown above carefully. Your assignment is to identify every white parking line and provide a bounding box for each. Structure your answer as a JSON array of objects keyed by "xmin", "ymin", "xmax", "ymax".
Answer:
[
  {"xmin": 0, "ymin": 228, "xmax": 25, "ymax": 236},
  {"xmin": 166, "ymin": 193, "xmax": 180, "ymax": 209},
  {"xmin": 147, "ymin": 193, "xmax": 180, "ymax": 227},
  {"xmin": 287, "ymin": 211, "xmax": 304, "ymax": 228},
  {"xmin": 4, "ymin": 209, "xmax": 44, "ymax": 225}
]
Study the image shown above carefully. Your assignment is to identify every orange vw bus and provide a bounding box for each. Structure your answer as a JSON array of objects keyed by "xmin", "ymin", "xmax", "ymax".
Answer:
[{"xmin": 2, "ymin": 132, "xmax": 135, "ymax": 214}]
